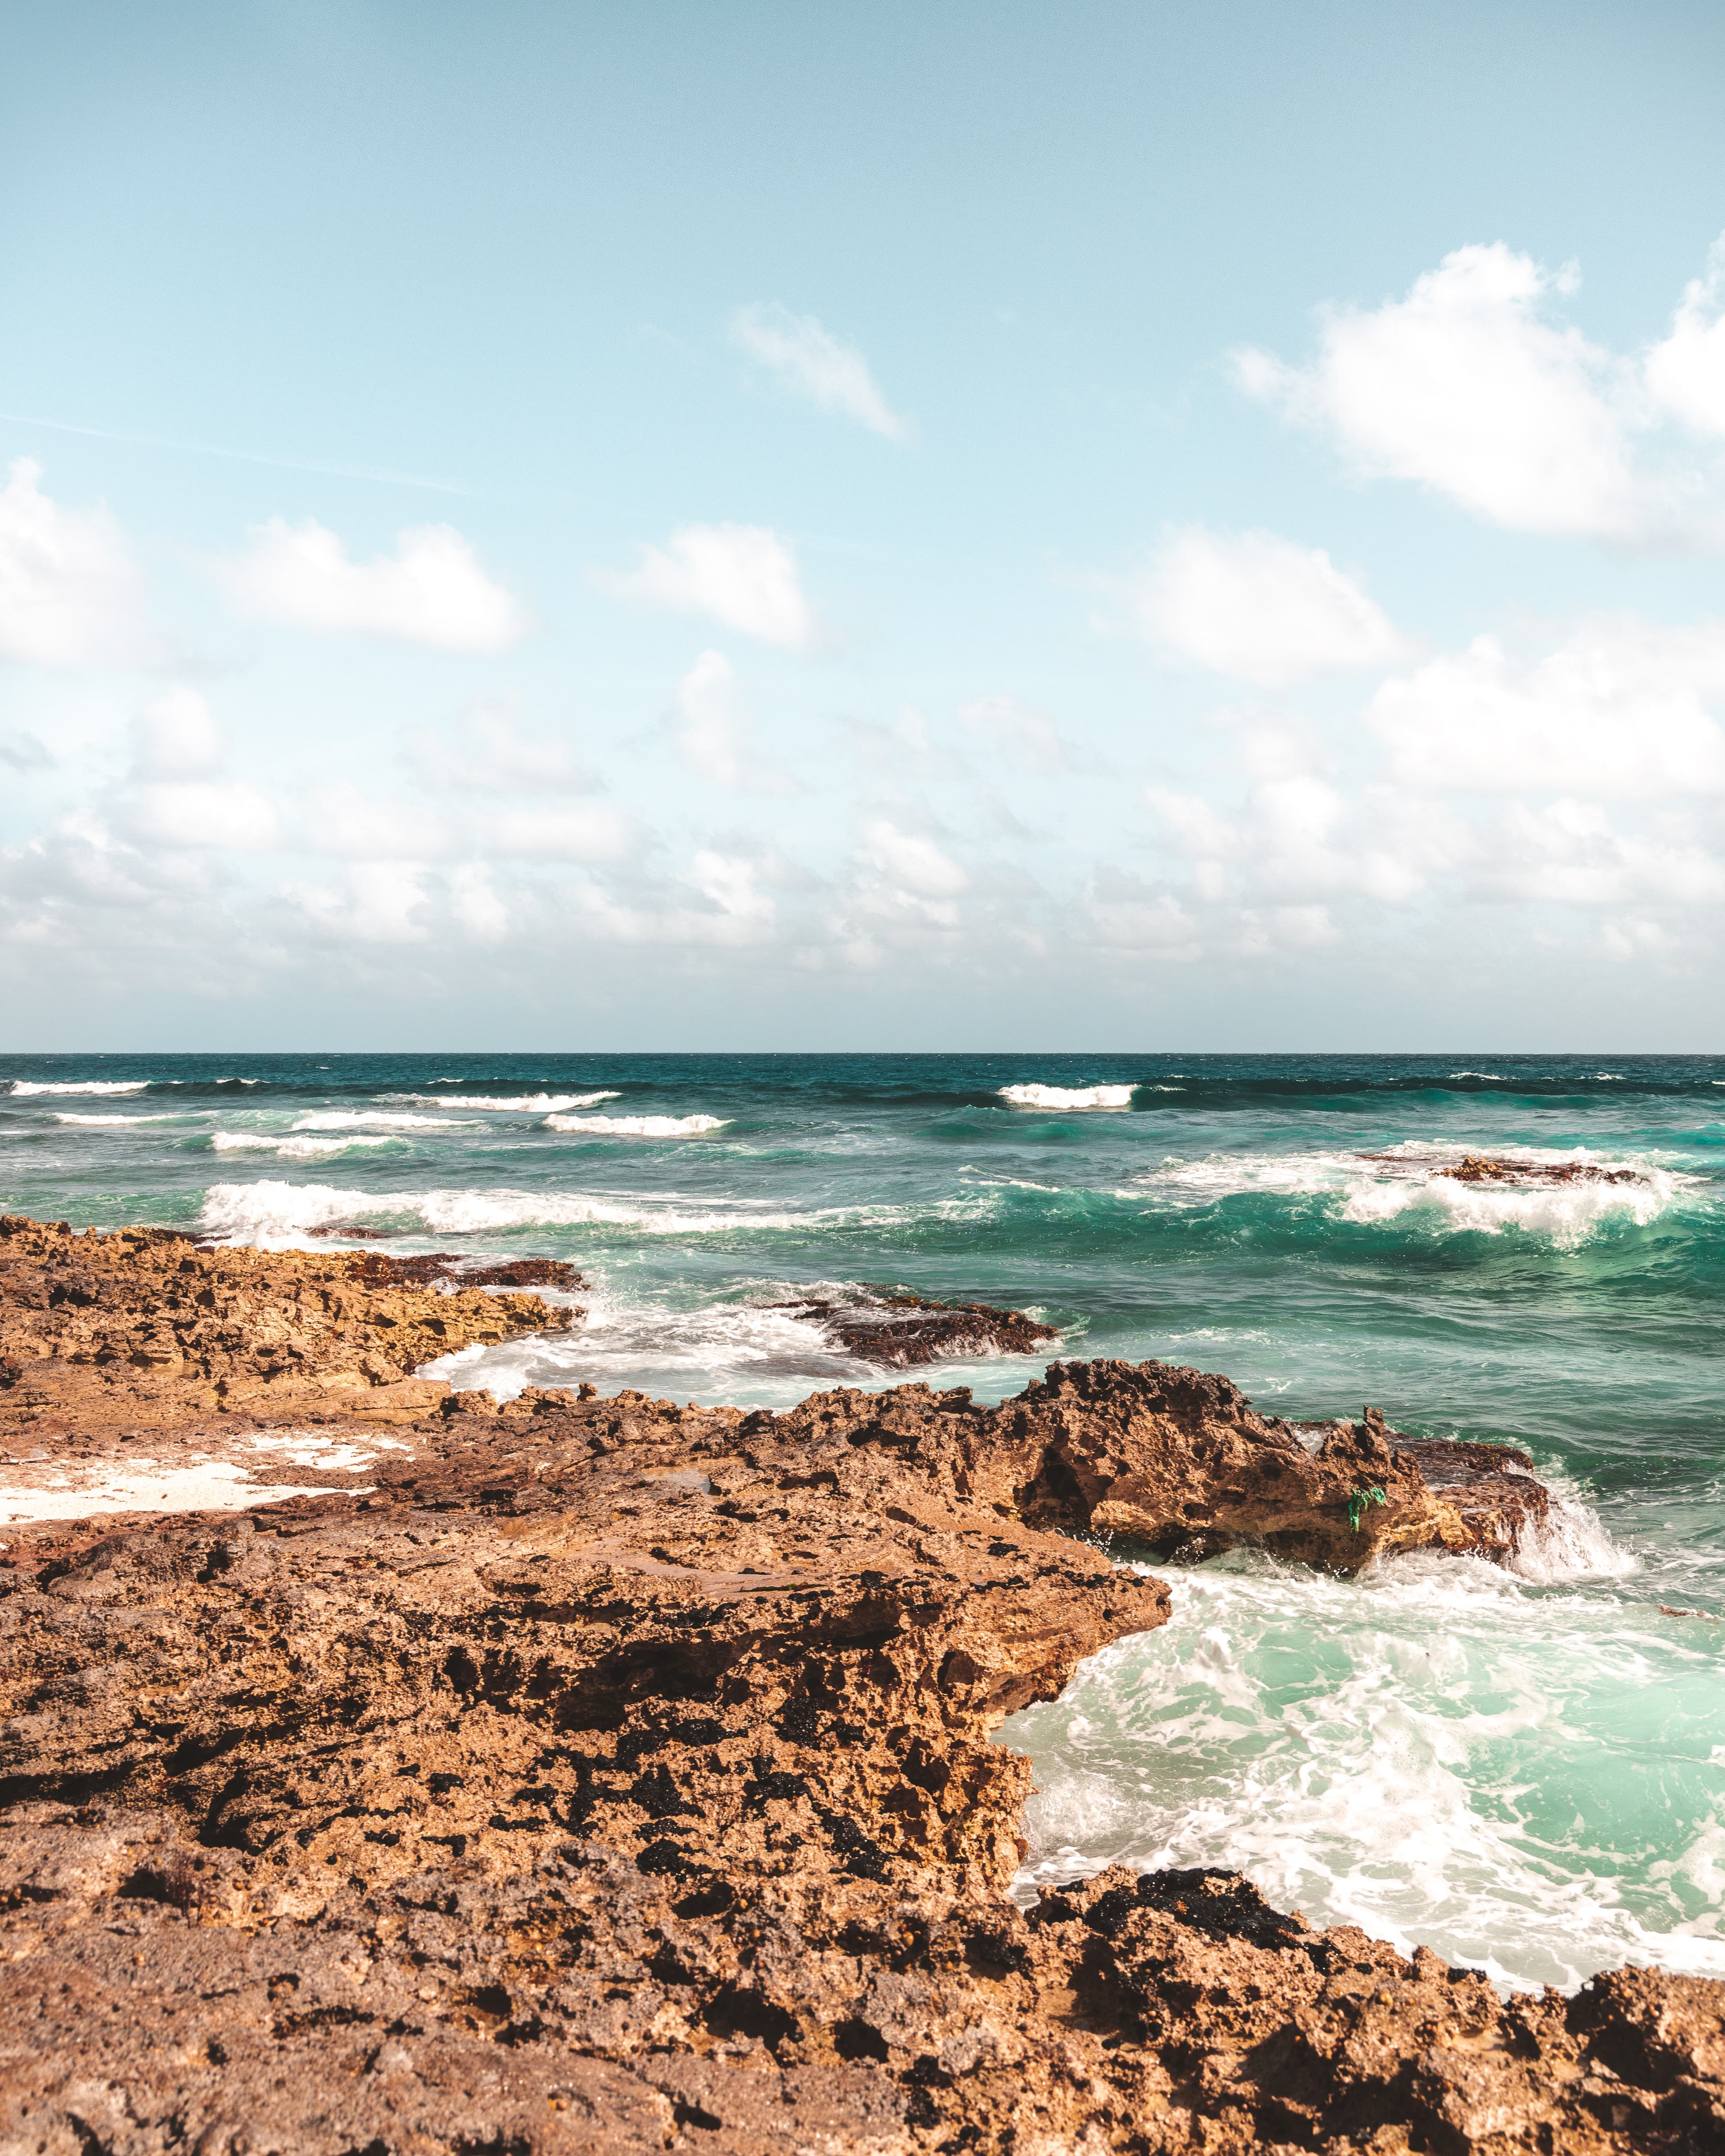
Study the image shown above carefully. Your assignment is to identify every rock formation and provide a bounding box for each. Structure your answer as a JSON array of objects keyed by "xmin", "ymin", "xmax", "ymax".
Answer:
[
  {"xmin": 1356, "ymin": 1153, "xmax": 1643, "ymax": 1188},
  {"xmin": 1, "ymin": 1215, "xmax": 1718, "ymax": 2153},
  {"xmin": 771, "ymin": 1287, "xmax": 1059, "ymax": 1365}
]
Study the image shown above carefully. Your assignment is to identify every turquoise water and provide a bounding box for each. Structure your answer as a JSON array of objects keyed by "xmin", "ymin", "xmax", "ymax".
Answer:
[{"xmin": 3, "ymin": 1050, "xmax": 1722, "ymax": 1988}]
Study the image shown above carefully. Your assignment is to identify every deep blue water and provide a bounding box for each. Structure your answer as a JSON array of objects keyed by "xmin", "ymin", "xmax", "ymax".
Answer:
[{"xmin": 3, "ymin": 1049, "xmax": 1722, "ymax": 1988}]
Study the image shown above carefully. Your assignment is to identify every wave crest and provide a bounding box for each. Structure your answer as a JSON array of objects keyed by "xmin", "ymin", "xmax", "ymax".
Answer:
[{"xmin": 1000, "ymin": 1083, "xmax": 1136, "ymax": 1110}]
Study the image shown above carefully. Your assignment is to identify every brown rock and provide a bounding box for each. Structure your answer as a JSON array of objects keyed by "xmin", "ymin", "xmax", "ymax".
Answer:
[
  {"xmin": 0, "ymin": 1213, "xmax": 579, "ymax": 1433},
  {"xmin": 1, "ymin": 1215, "xmax": 1713, "ymax": 2154},
  {"xmin": 772, "ymin": 1286, "xmax": 1059, "ymax": 1365},
  {"xmin": 1358, "ymin": 1152, "xmax": 1643, "ymax": 1187}
]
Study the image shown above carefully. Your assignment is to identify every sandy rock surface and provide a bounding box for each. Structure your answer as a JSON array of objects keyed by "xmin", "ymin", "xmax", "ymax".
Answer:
[{"xmin": 1, "ymin": 1217, "xmax": 1719, "ymax": 2154}]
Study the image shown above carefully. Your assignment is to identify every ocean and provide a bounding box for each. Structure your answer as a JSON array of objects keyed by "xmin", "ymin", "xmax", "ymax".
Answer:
[{"xmin": 3, "ymin": 1049, "xmax": 1721, "ymax": 1993}]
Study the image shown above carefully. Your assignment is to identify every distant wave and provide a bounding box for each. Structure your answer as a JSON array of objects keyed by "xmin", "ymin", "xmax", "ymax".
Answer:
[
  {"xmin": 53, "ymin": 1113, "xmax": 177, "ymax": 1125},
  {"xmin": 543, "ymin": 1112, "xmax": 728, "ymax": 1137},
  {"xmin": 211, "ymin": 1133, "xmax": 399, "ymax": 1158},
  {"xmin": 999, "ymin": 1083, "xmax": 1136, "ymax": 1110},
  {"xmin": 7, "ymin": 1079, "xmax": 150, "ymax": 1097},
  {"xmin": 386, "ymin": 1091, "xmax": 622, "ymax": 1112},
  {"xmin": 291, "ymin": 1111, "xmax": 484, "ymax": 1131}
]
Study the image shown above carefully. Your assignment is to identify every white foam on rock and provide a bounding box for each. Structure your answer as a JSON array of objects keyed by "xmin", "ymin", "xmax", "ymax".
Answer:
[
  {"xmin": 999, "ymin": 1084, "xmax": 1136, "ymax": 1110},
  {"xmin": 1131, "ymin": 1143, "xmax": 1695, "ymax": 1248},
  {"xmin": 1001, "ymin": 1516, "xmax": 1725, "ymax": 1997}
]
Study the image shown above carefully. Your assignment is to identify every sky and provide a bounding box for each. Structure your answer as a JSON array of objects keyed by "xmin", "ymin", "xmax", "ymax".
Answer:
[{"xmin": 3, "ymin": 0, "xmax": 1725, "ymax": 1051}]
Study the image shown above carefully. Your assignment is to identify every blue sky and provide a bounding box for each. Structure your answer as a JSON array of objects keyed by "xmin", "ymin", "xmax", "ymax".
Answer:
[{"xmin": 3, "ymin": 0, "xmax": 1724, "ymax": 1048}]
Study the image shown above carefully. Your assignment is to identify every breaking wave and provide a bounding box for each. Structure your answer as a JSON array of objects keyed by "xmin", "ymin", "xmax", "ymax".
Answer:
[
  {"xmin": 7, "ymin": 1079, "xmax": 151, "ymax": 1096},
  {"xmin": 1134, "ymin": 1144, "xmax": 1694, "ymax": 1247},
  {"xmin": 543, "ymin": 1113, "xmax": 729, "ymax": 1137},
  {"xmin": 999, "ymin": 1083, "xmax": 1136, "ymax": 1110},
  {"xmin": 291, "ymin": 1111, "xmax": 485, "ymax": 1131},
  {"xmin": 385, "ymin": 1092, "xmax": 621, "ymax": 1111}
]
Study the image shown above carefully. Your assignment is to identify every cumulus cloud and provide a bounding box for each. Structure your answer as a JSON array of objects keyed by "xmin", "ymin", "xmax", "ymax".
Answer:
[
  {"xmin": 122, "ymin": 781, "xmax": 281, "ymax": 853},
  {"xmin": 596, "ymin": 524, "xmax": 821, "ymax": 649},
  {"xmin": 958, "ymin": 695, "xmax": 1071, "ymax": 773},
  {"xmin": 1126, "ymin": 527, "xmax": 1407, "ymax": 687},
  {"xmin": 425, "ymin": 700, "xmax": 596, "ymax": 794},
  {"xmin": 304, "ymin": 786, "xmax": 452, "ymax": 861},
  {"xmin": 673, "ymin": 649, "xmax": 797, "ymax": 792},
  {"xmin": 217, "ymin": 517, "xmax": 530, "ymax": 650},
  {"xmin": 731, "ymin": 304, "xmax": 909, "ymax": 441},
  {"xmin": 1368, "ymin": 622, "xmax": 1725, "ymax": 798},
  {"xmin": 1235, "ymin": 238, "xmax": 1725, "ymax": 542},
  {"xmin": 0, "ymin": 458, "xmax": 157, "ymax": 667},
  {"xmin": 132, "ymin": 686, "xmax": 224, "ymax": 778},
  {"xmin": 478, "ymin": 803, "xmax": 635, "ymax": 862},
  {"xmin": 1645, "ymin": 236, "xmax": 1725, "ymax": 438}
]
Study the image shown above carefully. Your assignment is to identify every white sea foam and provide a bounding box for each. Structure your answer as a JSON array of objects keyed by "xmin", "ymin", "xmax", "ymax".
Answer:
[
  {"xmin": 1005, "ymin": 1533, "xmax": 1725, "ymax": 1994},
  {"xmin": 1133, "ymin": 1143, "xmax": 1694, "ymax": 1247},
  {"xmin": 999, "ymin": 1083, "xmax": 1136, "ymax": 1110},
  {"xmin": 292, "ymin": 1111, "xmax": 483, "ymax": 1131},
  {"xmin": 386, "ymin": 1091, "xmax": 622, "ymax": 1111},
  {"xmin": 53, "ymin": 1113, "xmax": 177, "ymax": 1125},
  {"xmin": 211, "ymin": 1132, "xmax": 398, "ymax": 1158},
  {"xmin": 1449, "ymin": 1071, "xmax": 1509, "ymax": 1080},
  {"xmin": 543, "ymin": 1113, "xmax": 728, "ymax": 1136},
  {"xmin": 195, "ymin": 1179, "xmax": 818, "ymax": 1245},
  {"xmin": 7, "ymin": 1079, "xmax": 151, "ymax": 1096}
]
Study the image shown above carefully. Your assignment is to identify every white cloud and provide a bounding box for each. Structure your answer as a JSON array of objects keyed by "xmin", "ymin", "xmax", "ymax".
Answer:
[
  {"xmin": 0, "ymin": 458, "xmax": 156, "ymax": 667},
  {"xmin": 449, "ymin": 862, "xmax": 509, "ymax": 943},
  {"xmin": 306, "ymin": 786, "xmax": 452, "ymax": 860},
  {"xmin": 423, "ymin": 699, "xmax": 596, "ymax": 795},
  {"xmin": 478, "ymin": 803, "xmax": 634, "ymax": 862},
  {"xmin": 1126, "ymin": 527, "xmax": 1407, "ymax": 687},
  {"xmin": 123, "ymin": 781, "xmax": 281, "ymax": 853},
  {"xmin": 1235, "ymin": 239, "xmax": 1725, "ymax": 542},
  {"xmin": 1475, "ymin": 798, "xmax": 1725, "ymax": 908},
  {"xmin": 958, "ymin": 695, "xmax": 1071, "ymax": 773},
  {"xmin": 218, "ymin": 517, "xmax": 530, "ymax": 650},
  {"xmin": 132, "ymin": 686, "xmax": 224, "ymax": 778},
  {"xmin": 282, "ymin": 862, "xmax": 430, "ymax": 943},
  {"xmin": 1368, "ymin": 622, "xmax": 1725, "ymax": 797},
  {"xmin": 596, "ymin": 524, "xmax": 821, "ymax": 649},
  {"xmin": 731, "ymin": 304, "xmax": 908, "ymax": 441},
  {"xmin": 674, "ymin": 649, "xmax": 797, "ymax": 791},
  {"xmin": 1645, "ymin": 237, "xmax": 1725, "ymax": 437},
  {"xmin": 859, "ymin": 818, "xmax": 969, "ymax": 900}
]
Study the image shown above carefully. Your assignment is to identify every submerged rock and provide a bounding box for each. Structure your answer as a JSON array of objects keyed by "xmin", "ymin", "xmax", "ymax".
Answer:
[
  {"xmin": 773, "ymin": 1285, "xmax": 1059, "ymax": 1365},
  {"xmin": 1358, "ymin": 1150, "xmax": 1645, "ymax": 1187},
  {"xmin": 0, "ymin": 1215, "xmax": 1715, "ymax": 2155}
]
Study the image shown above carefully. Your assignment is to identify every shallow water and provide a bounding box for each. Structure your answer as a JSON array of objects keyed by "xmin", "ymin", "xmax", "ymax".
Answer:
[{"xmin": 4, "ymin": 1049, "xmax": 1721, "ymax": 1989}]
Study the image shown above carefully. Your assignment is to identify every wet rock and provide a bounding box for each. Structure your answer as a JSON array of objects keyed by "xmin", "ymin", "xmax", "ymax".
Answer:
[
  {"xmin": 1, "ymin": 1215, "xmax": 1713, "ymax": 2153},
  {"xmin": 1358, "ymin": 1151, "xmax": 1644, "ymax": 1187},
  {"xmin": 0, "ymin": 1213, "xmax": 576, "ymax": 1433},
  {"xmin": 773, "ymin": 1286, "xmax": 1058, "ymax": 1365}
]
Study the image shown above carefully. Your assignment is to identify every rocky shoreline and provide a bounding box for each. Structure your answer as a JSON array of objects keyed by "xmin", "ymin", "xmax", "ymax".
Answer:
[{"xmin": 2, "ymin": 1215, "xmax": 1721, "ymax": 2153}]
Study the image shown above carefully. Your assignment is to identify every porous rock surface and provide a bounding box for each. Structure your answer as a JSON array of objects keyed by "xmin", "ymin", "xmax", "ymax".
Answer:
[
  {"xmin": 0, "ymin": 1215, "xmax": 580, "ymax": 1432},
  {"xmin": 2, "ymin": 1219, "xmax": 1719, "ymax": 2154}
]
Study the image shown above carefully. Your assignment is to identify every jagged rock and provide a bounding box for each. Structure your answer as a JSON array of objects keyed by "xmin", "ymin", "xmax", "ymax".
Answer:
[
  {"xmin": 0, "ymin": 1215, "xmax": 1714, "ymax": 2154},
  {"xmin": 0, "ymin": 1213, "xmax": 578, "ymax": 1430},
  {"xmin": 772, "ymin": 1286, "xmax": 1058, "ymax": 1365},
  {"xmin": 1358, "ymin": 1151, "xmax": 1643, "ymax": 1187}
]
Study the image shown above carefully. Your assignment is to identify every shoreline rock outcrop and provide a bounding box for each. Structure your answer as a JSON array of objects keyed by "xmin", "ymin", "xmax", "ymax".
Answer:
[
  {"xmin": 770, "ymin": 1287, "xmax": 1060, "ymax": 1366},
  {"xmin": 1, "ymin": 1215, "xmax": 1719, "ymax": 2154}
]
